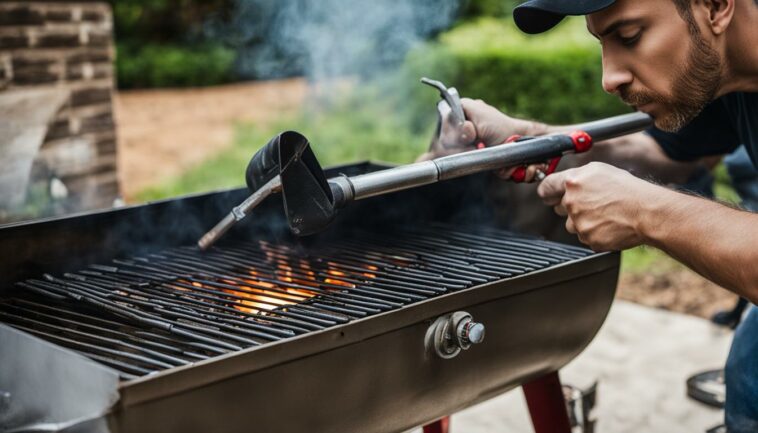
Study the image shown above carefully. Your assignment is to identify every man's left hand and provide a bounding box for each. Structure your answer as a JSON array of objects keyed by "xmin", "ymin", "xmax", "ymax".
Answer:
[{"xmin": 537, "ymin": 162, "xmax": 662, "ymax": 251}]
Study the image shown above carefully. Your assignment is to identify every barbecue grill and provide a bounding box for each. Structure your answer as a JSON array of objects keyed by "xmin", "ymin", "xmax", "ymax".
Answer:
[{"xmin": 0, "ymin": 163, "xmax": 619, "ymax": 433}]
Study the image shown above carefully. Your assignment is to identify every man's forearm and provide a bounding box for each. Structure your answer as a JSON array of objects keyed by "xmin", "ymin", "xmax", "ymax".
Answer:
[{"xmin": 640, "ymin": 187, "xmax": 758, "ymax": 301}]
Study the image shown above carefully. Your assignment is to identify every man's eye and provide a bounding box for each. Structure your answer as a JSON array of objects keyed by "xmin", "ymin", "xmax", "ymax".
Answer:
[{"xmin": 619, "ymin": 32, "xmax": 642, "ymax": 46}]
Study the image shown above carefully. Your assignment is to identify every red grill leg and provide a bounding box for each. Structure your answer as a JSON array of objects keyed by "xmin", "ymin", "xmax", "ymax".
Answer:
[
  {"xmin": 522, "ymin": 371, "xmax": 572, "ymax": 433},
  {"xmin": 422, "ymin": 416, "xmax": 450, "ymax": 433}
]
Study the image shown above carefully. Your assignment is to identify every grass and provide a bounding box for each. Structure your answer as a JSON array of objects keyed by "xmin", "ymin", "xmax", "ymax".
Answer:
[{"xmin": 621, "ymin": 246, "xmax": 682, "ymax": 274}]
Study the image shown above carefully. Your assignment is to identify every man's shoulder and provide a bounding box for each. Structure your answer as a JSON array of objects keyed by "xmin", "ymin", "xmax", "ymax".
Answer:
[
  {"xmin": 646, "ymin": 94, "xmax": 744, "ymax": 162},
  {"xmin": 714, "ymin": 92, "xmax": 758, "ymax": 166},
  {"xmin": 718, "ymin": 91, "xmax": 758, "ymax": 113}
]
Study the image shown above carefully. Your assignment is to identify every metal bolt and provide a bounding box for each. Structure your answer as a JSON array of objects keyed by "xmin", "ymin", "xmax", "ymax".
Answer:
[
  {"xmin": 0, "ymin": 391, "xmax": 10, "ymax": 412},
  {"xmin": 465, "ymin": 322, "xmax": 485, "ymax": 344},
  {"xmin": 454, "ymin": 314, "xmax": 485, "ymax": 350}
]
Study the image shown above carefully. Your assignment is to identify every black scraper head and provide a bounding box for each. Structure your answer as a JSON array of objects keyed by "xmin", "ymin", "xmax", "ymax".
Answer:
[{"xmin": 246, "ymin": 131, "xmax": 336, "ymax": 236}]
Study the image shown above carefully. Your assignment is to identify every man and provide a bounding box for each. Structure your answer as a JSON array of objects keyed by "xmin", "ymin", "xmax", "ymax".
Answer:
[{"xmin": 448, "ymin": 0, "xmax": 758, "ymax": 430}]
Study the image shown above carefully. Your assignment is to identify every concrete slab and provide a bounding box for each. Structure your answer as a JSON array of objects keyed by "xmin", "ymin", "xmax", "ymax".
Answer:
[{"xmin": 411, "ymin": 300, "xmax": 734, "ymax": 433}]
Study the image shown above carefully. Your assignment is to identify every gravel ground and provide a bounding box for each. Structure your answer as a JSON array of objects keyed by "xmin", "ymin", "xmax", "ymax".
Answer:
[{"xmin": 618, "ymin": 269, "xmax": 738, "ymax": 320}]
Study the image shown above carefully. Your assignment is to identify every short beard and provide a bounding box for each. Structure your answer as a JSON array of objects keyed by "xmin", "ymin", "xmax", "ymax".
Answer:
[{"xmin": 619, "ymin": 27, "xmax": 723, "ymax": 132}]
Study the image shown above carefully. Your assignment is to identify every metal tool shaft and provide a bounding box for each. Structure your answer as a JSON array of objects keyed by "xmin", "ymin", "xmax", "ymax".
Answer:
[
  {"xmin": 198, "ymin": 112, "xmax": 652, "ymax": 248},
  {"xmin": 197, "ymin": 176, "xmax": 282, "ymax": 250},
  {"xmin": 329, "ymin": 112, "xmax": 653, "ymax": 201}
]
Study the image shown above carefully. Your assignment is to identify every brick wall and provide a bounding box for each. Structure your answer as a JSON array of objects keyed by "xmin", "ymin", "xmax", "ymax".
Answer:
[{"xmin": 0, "ymin": 1, "xmax": 119, "ymax": 213}]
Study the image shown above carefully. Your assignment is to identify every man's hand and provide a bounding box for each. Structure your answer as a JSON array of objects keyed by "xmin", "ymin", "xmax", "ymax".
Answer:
[
  {"xmin": 460, "ymin": 98, "xmax": 523, "ymax": 146},
  {"xmin": 460, "ymin": 98, "xmax": 550, "ymax": 181},
  {"xmin": 416, "ymin": 102, "xmax": 477, "ymax": 162},
  {"xmin": 419, "ymin": 99, "xmax": 537, "ymax": 158},
  {"xmin": 417, "ymin": 98, "xmax": 551, "ymax": 181},
  {"xmin": 537, "ymin": 162, "xmax": 663, "ymax": 251}
]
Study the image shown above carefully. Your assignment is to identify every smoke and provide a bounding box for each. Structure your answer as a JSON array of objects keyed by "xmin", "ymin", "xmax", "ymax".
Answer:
[{"xmin": 208, "ymin": 0, "xmax": 462, "ymax": 82}]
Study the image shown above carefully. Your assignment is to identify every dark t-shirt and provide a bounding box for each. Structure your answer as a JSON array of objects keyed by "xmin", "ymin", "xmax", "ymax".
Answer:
[{"xmin": 647, "ymin": 92, "xmax": 758, "ymax": 166}]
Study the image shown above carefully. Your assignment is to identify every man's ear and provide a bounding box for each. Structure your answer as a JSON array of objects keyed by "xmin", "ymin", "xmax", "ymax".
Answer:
[{"xmin": 702, "ymin": 0, "xmax": 735, "ymax": 35}]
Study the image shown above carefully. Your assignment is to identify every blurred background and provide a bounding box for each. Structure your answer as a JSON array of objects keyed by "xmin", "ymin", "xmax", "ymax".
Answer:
[{"xmin": 0, "ymin": 0, "xmax": 740, "ymax": 317}]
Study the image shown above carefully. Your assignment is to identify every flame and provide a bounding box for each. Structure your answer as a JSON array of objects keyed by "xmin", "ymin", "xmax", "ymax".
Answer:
[
  {"xmin": 180, "ymin": 275, "xmax": 315, "ymax": 315},
  {"xmin": 222, "ymin": 288, "xmax": 291, "ymax": 314},
  {"xmin": 325, "ymin": 278, "xmax": 354, "ymax": 288},
  {"xmin": 235, "ymin": 299, "xmax": 274, "ymax": 313},
  {"xmin": 176, "ymin": 243, "xmax": 390, "ymax": 315},
  {"xmin": 285, "ymin": 287, "xmax": 314, "ymax": 297}
]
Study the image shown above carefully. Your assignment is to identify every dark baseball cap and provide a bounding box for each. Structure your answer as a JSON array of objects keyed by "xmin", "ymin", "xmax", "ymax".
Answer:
[{"xmin": 513, "ymin": 0, "xmax": 617, "ymax": 34}]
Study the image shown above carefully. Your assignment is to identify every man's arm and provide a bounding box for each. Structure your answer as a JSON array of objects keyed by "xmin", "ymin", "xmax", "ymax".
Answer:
[
  {"xmin": 538, "ymin": 162, "xmax": 758, "ymax": 302},
  {"xmin": 642, "ymin": 186, "xmax": 758, "ymax": 300},
  {"xmin": 459, "ymin": 99, "xmax": 705, "ymax": 184}
]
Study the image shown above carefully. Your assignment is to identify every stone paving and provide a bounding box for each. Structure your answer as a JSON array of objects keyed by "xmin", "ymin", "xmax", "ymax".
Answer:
[{"xmin": 413, "ymin": 300, "xmax": 734, "ymax": 433}]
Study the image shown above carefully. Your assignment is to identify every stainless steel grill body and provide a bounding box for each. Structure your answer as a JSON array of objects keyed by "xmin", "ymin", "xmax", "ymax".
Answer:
[{"xmin": 0, "ymin": 163, "xmax": 619, "ymax": 433}]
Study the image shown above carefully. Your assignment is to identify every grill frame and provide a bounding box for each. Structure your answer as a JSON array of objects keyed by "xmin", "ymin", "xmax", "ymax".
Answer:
[{"xmin": 0, "ymin": 162, "xmax": 619, "ymax": 433}]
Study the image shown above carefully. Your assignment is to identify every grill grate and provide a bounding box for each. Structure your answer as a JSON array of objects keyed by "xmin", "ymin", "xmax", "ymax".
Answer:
[{"xmin": 0, "ymin": 224, "xmax": 592, "ymax": 380}]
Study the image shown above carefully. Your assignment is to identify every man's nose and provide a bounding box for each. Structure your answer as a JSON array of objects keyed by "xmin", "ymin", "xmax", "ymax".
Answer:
[{"xmin": 601, "ymin": 55, "xmax": 633, "ymax": 95}]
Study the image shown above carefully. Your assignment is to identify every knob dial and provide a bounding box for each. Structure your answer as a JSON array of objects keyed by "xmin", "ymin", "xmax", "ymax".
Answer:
[
  {"xmin": 425, "ymin": 311, "xmax": 486, "ymax": 359},
  {"xmin": 455, "ymin": 317, "xmax": 485, "ymax": 349},
  {"xmin": 459, "ymin": 320, "xmax": 486, "ymax": 346}
]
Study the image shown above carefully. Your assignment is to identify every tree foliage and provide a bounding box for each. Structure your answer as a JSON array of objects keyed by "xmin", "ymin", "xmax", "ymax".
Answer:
[{"xmin": 110, "ymin": 0, "xmax": 232, "ymax": 43}]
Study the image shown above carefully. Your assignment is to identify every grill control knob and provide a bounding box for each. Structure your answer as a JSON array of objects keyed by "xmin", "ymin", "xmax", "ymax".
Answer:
[
  {"xmin": 457, "ymin": 319, "xmax": 486, "ymax": 348},
  {"xmin": 425, "ymin": 311, "xmax": 485, "ymax": 359}
]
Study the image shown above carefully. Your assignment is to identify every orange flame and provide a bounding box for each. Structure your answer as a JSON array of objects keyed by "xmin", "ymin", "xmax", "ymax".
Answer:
[{"xmin": 325, "ymin": 278, "xmax": 354, "ymax": 288}]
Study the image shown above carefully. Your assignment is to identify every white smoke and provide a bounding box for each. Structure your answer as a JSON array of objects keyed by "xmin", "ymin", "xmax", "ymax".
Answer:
[{"xmin": 210, "ymin": 0, "xmax": 462, "ymax": 82}]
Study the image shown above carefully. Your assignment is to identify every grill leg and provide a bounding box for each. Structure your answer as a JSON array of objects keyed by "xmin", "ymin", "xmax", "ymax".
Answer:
[
  {"xmin": 422, "ymin": 417, "xmax": 450, "ymax": 433},
  {"xmin": 522, "ymin": 371, "xmax": 572, "ymax": 433}
]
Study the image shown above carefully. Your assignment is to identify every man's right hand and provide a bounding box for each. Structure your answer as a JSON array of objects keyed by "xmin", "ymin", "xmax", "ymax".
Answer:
[{"xmin": 461, "ymin": 98, "xmax": 549, "ymax": 182}]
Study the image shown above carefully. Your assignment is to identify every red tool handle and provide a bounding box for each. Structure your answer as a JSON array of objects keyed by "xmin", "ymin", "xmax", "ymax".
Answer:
[{"xmin": 504, "ymin": 131, "xmax": 592, "ymax": 183}]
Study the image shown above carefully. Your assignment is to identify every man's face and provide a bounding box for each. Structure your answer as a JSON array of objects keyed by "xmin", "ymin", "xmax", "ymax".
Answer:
[{"xmin": 587, "ymin": 0, "xmax": 723, "ymax": 132}]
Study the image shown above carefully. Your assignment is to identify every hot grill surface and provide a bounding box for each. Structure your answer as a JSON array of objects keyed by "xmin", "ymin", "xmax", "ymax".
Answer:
[{"xmin": 0, "ymin": 223, "xmax": 592, "ymax": 380}]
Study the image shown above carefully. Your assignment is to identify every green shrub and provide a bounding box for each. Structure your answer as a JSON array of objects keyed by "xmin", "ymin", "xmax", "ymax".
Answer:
[
  {"xmin": 400, "ymin": 17, "xmax": 630, "ymax": 128},
  {"xmin": 461, "ymin": 0, "xmax": 520, "ymax": 18},
  {"xmin": 116, "ymin": 43, "xmax": 235, "ymax": 89}
]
